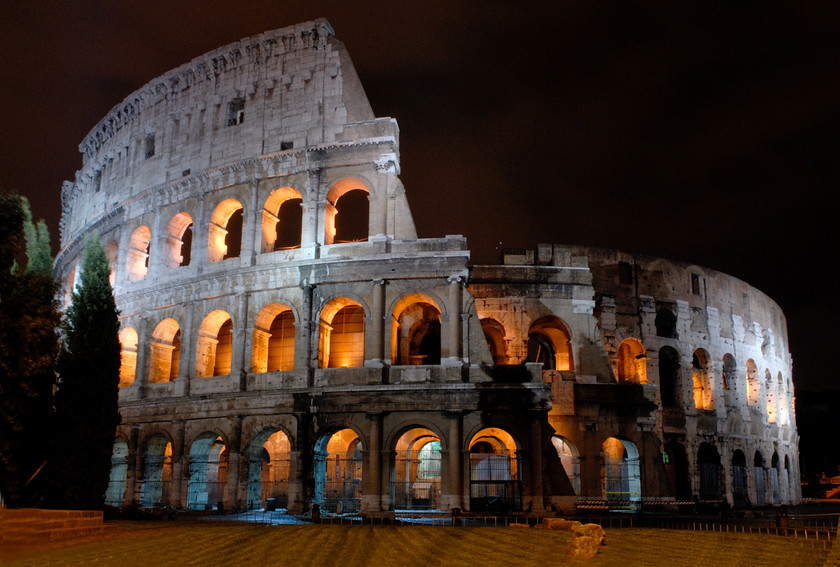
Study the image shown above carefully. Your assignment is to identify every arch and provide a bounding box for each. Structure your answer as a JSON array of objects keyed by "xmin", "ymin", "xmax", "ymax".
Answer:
[
  {"xmin": 208, "ymin": 199, "xmax": 244, "ymax": 262},
  {"xmin": 777, "ymin": 372, "xmax": 789, "ymax": 426},
  {"xmin": 617, "ymin": 338, "xmax": 647, "ymax": 384},
  {"xmin": 195, "ymin": 310, "xmax": 233, "ymax": 378},
  {"xmin": 252, "ymin": 303, "xmax": 295, "ymax": 373},
  {"xmin": 105, "ymin": 438, "xmax": 129, "ymax": 507},
  {"xmin": 481, "ymin": 318, "xmax": 507, "ymax": 365},
  {"xmin": 601, "ymin": 437, "xmax": 641, "ymax": 506},
  {"xmin": 746, "ymin": 359, "xmax": 759, "ymax": 405},
  {"xmin": 765, "ymin": 369, "xmax": 777, "ymax": 423},
  {"xmin": 140, "ymin": 434, "xmax": 172, "ymax": 507},
  {"xmin": 104, "ymin": 239, "xmax": 118, "ymax": 286},
  {"xmin": 64, "ymin": 265, "xmax": 77, "ymax": 307},
  {"xmin": 187, "ymin": 433, "xmax": 228, "ymax": 510},
  {"xmin": 118, "ymin": 327, "xmax": 138, "ymax": 387},
  {"xmin": 663, "ymin": 440, "xmax": 691, "ymax": 500},
  {"xmin": 468, "ymin": 427, "xmax": 521, "ymax": 513},
  {"xmin": 697, "ymin": 443, "xmax": 721, "ymax": 501},
  {"xmin": 692, "ymin": 349, "xmax": 714, "ymax": 410},
  {"xmin": 526, "ymin": 316, "xmax": 573, "ymax": 371},
  {"xmin": 164, "ymin": 212, "xmax": 193, "ymax": 268},
  {"xmin": 655, "ymin": 307, "xmax": 677, "ymax": 338},
  {"xmin": 392, "ymin": 294, "xmax": 442, "ymax": 366},
  {"xmin": 391, "ymin": 428, "xmax": 443, "ymax": 510},
  {"xmin": 148, "ymin": 318, "xmax": 181, "ymax": 383},
  {"xmin": 262, "ymin": 186, "xmax": 303, "ymax": 252},
  {"xmin": 731, "ymin": 450, "xmax": 749, "ymax": 507},
  {"xmin": 658, "ymin": 346, "xmax": 681, "ymax": 408},
  {"xmin": 722, "ymin": 353, "xmax": 737, "ymax": 393},
  {"xmin": 313, "ymin": 428, "xmax": 363, "ymax": 514},
  {"xmin": 246, "ymin": 429, "xmax": 291, "ymax": 510},
  {"xmin": 319, "ymin": 298, "xmax": 365, "ymax": 368},
  {"xmin": 126, "ymin": 225, "xmax": 151, "ymax": 281},
  {"xmin": 551, "ymin": 436, "xmax": 580, "ymax": 495},
  {"xmin": 771, "ymin": 452, "xmax": 781, "ymax": 504},
  {"xmin": 754, "ymin": 451, "xmax": 767, "ymax": 506},
  {"xmin": 325, "ymin": 178, "xmax": 370, "ymax": 245}
]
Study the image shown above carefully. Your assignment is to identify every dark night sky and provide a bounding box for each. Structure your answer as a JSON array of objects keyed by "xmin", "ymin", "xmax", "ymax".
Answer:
[{"xmin": 1, "ymin": 1, "xmax": 837, "ymax": 392}]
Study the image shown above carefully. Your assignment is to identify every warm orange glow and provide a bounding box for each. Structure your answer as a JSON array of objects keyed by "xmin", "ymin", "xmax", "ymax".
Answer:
[{"xmin": 118, "ymin": 327, "xmax": 138, "ymax": 387}]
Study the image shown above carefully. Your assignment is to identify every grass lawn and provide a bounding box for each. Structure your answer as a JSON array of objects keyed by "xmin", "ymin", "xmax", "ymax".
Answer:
[{"xmin": 4, "ymin": 522, "xmax": 830, "ymax": 566}]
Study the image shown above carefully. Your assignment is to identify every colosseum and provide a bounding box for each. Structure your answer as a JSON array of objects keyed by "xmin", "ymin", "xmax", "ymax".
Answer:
[{"xmin": 55, "ymin": 19, "xmax": 799, "ymax": 516}]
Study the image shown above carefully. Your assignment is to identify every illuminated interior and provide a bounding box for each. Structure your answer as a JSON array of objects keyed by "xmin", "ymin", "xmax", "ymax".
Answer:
[
  {"xmin": 526, "ymin": 316, "xmax": 572, "ymax": 370},
  {"xmin": 601, "ymin": 437, "xmax": 640, "ymax": 503},
  {"xmin": 104, "ymin": 437, "xmax": 129, "ymax": 506},
  {"xmin": 187, "ymin": 433, "xmax": 227, "ymax": 510},
  {"xmin": 617, "ymin": 338, "xmax": 646, "ymax": 384},
  {"xmin": 480, "ymin": 318, "xmax": 508, "ymax": 365},
  {"xmin": 468, "ymin": 428, "xmax": 520, "ymax": 512},
  {"xmin": 252, "ymin": 303, "xmax": 295, "ymax": 373},
  {"xmin": 208, "ymin": 199, "xmax": 243, "ymax": 262},
  {"xmin": 324, "ymin": 178, "xmax": 369, "ymax": 245},
  {"xmin": 140, "ymin": 434, "xmax": 172, "ymax": 507},
  {"xmin": 261, "ymin": 186, "xmax": 303, "ymax": 252},
  {"xmin": 126, "ymin": 225, "xmax": 151, "ymax": 281},
  {"xmin": 391, "ymin": 293, "xmax": 441, "ymax": 365},
  {"xmin": 165, "ymin": 212, "xmax": 194, "ymax": 268},
  {"xmin": 314, "ymin": 428, "xmax": 362, "ymax": 514},
  {"xmin": 692, "ymin": 349, "xmax": 714, "ymax": 410},
  {"xmin": 118, "ymin": 327, "xmax": 138, "ymax": 387},
  {"xmin": 551, "ymin": 435, "xmax": 580, "ymax": 495},
  {"xmin": 246, "ymin": 429, "xmax": 291, "ymax": 510},
  {"xmin": 195, "ymin": 310, "xmax": 233, "ymax": 378},
  {"xmin": 393, "ymin": 428, "xmax": 442, "ymax": 510},
  {"xmin": 318, "ymin": 298, "xmax": 365, "ymax": 368},
  {"xmin": 148, "ymin": 318, "xmax": 180, "ymax": 383},
  {"xmin": 746, "ymin": 359, "xmax": 759, "ymax": 405}
]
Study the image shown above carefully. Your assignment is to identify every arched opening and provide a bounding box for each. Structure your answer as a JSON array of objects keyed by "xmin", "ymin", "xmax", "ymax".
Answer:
[
  {"xmin": 468, "ymin": 428, "xmax": 521, "ymax": 513},
  {"xmin": 195, "ymin": 311, "xmax": 233, "ymax": 378},
  {"xmin": 754, "ymin": 451, "xmax": 767, "ymax": 506},
  {"xmin": 746, "ymin": 359, "xmax": 759, "ymax": 405},
  {"xmin": 777, "ymin": 373, "xmax": 789, "ymax": 426},
  {"xmin": 663, "ymin": 441, "xmax": 691, "ymax": 500},
  {"xmin": 722, "ymin": 353, "xmax": 737, "ymax": 393},
  {"xmin": 601, "ymin": 437, "xmax": 641, "ymax": 507},
  {"xmin": 771, "ymin": 452, "xmax": 781, "ymax": 504},
  {"xmin": 325, "ymin": 179, "xmax": 370, "ymax": 244},
  {"xmin": 118, "ymin": 327, "xmax": 138, "ymax": 387},
  {"xmin": 140, "ymin": 435, "xmax": 172, "ymax": 508},
  {"xmin": 692, "ymin": 349, "xmax": 714, "ymax": 410},
  {"xmin": 148, "ymin": 319, "xmax": 180, "ymax": 383},
  {"xmin": 481, "ymin": 318, "xmax": 507, "ymax": 365},
  {"xmin": 526, "ymin": 317, "xmax": 572, "ymax": 371},
  {"xmin": 105, "ymin": 438, "xmax": 129, "ymax": 507},
  {"xmin": 393, "ymin": 295, "xmax": 441, "ymax": 366},
  {"xmin": 697, "ymin": 443, "xmax": 721, "ymax": 501},
  {"xmin": 104, "ymin": 239, "xmax": 118, "ymax": 286},
  {"xmin": 659, "ymin": 346, "xmax": 681, "ymax": 408},
  {"xmin": 655, "ymin": 307, "xmax": 677, "ymax": 338},
  {"xmin": 391, "ymin": 428, "xmax": 443, "ymax": 511},
  {"xmin": 551, "ymin": 436, "xmax": 580, "ymax": 495},
  {"xmin": 165, "ymin": 212, "xmax": 193, "ymax": 268},
  {"xmin": 252, "ymin": 304, "xmax": 295, "ymax": 373},
  {"xmin": 765, "ymin": 369, "xmax": 777, "ymax": 423},
  {"xmin": 64, "ymin": 266, "xmax": 77, "ymax": 307},
  {"xmin": 246, "ymin": 430, "xmax": 291, "ymax": 511},
  {"xmin": 208, "ymin": 199, "xmax": 243, "ymax": 262},
  {"xmin": 314, "ymin": 429, "xmax": 362, "ymax": 515},
  {"xmin": 126, "ymin": 225, "xmax": 151, "ymax": 281},
  {"xmin": 261, "ymin": 187, "xmax": 303, "ymax": 252},
  {"xmin": 732, "ymin": 450, "xmax": 749, "ymax": 507},
  {"xmin": 187, "ymin": 434, "xmax": 227, "ymax": 510},
  {"xmin": 318, "ymin": 299, "xmax": 365, "ymax": 368},
  {"xmin": 784, "ymin": 455, "xmax": 793, "ymax": 503},
  {"xmin": 617, "ymin": 338, "xmax": 647, "ymax": 384}
]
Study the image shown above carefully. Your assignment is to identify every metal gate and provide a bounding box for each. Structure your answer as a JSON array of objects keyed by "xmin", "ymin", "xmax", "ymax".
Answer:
[{"xmin": 469, "ymin": 454, "xmax": 521, "ymax": 513}]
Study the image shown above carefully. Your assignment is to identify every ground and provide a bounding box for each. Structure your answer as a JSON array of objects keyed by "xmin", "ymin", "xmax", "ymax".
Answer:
[{"xmin": 3, "ymin": 522, "xmax": 829, "ymax": 566}]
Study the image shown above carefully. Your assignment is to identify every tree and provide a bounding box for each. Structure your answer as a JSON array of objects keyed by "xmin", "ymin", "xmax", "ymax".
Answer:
[
  {"xmin": 0, "ymin": 194, "xmax": 60, "ymax": 507},
  {"xmin": 49, "ymin": 233, "xmax": 121, "ymax": 509}
]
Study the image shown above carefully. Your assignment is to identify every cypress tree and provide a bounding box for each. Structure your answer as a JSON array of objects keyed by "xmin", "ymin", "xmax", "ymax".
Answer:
[
  {"xmin": 0, "ymin": 193, "xmax": 60, "ymax": 507},
  {"xmin": 50, "ymin": 233, "xmax": 121, "ymax": 509}
]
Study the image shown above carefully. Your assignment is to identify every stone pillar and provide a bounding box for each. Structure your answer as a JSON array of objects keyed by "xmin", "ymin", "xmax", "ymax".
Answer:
[
  {"xmin": 362, "ymin": 412, "xmax": 383, "ymax": 513},
  {"xmin": 366, "ymin": 279, "xmax": 387, "ymax": 368},
  {"xmin": 169, "ymin": 421, "xmax": 186, "ymax": 509},
  {"xmin": 134, "ymin": 319, "xmax": 151, "ymax": 399},
  {"xmin": 241, "ymin": 179, "xmax": 259, "ymax": 266},
  {"xmin": 126, "ymin": 426, "xmax": 140, "ymax": 506},
  {"xmin": 231, "ymin": 293, "xmax": 250, "ymax": 389},
  {"xmin": 372, "ymin": 157, "xmax": 396, "ymax": 237},
  {"xmin": 442, "ymin": 411, "xmax": 463, "ymax": 510},
  {"xmin": 224, "ymin": 416, "xmax": 243, "ymax": 511},
  {"xmin": 444, "ymin": 275, "xmax": 463, "ymax": 366},
  {"xmin": 286, "ymin": 450, "xmax": 305, "ymax": 514},
  {"xmin": 528, "ymin": 416, "xmax": 545, "ymax": 512}
]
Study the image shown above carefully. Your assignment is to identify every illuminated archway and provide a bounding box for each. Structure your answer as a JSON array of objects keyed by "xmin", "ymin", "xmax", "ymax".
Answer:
[
  {"xmin": 262, "ymin": 187, "xmax": 303, "ymax": 252},
  {"xmin": 551, "ymin": 436, "xmax": 580, "ymax": 495},
  {"xmin": 481, "ymin": 318, "xmax": 507, "ymax": 365},
  {"xmin": 391, "ymin": 428, "xmax": 442, "ymax": 510},
  {"xmin": 195, "ymin": 310, "xmax": 233, "ymax": 378},
  {"xmin": 104, "ymin": 239, "xmax": 118, "ymax": 286},
  {"xmin": 617, "ymin": 338, "xmax": 646, "ymax": 384},
  {"xmin": 187, "ymin": 433, "xmax": 227, "ymax": 510},
  {"xmin": 754, "ymin": 451, "xmax": 767, "ymax": 506},
  {"xmin": 252, "ymin": 303, "xmax": 295, "ymax": 373},
  {"xmin": 246, "ymin": 430, "xmax": 291, "ymax": 510},
  {"xmin": 746, "ymin": 359, "xmax": 759, "ymax": 405},
  {"xmin": 325, "ymin": 178, "xmax": 370, "ymax": 245},
  {"xmin": 126, "ymin": 225, "xmax": 151, "ymax": 281},
  {"xmin": 526, "ymin": 316, "xmax": 572, "ymax": 371},
  {"xmin": 105, "ymin": 438, "xmax": 129, "ymax": 507},
  {"xmin": 140, "ymin": 434, "xmax": 172, "ymax": 508},
  {"xmin": 165, "ymin": 212, "xmax": 193, "ymax": 268},
  {"xmin": 314, "ymin": 428, "xmax": 362, "ymax": 514},
  {"xmin": 118, "ymin": 327, "xmax": 138, "ymax": 387},
  {"xmin": 468, "ymin": 428, "xmax": 521, "ymax": 513},
  {"xmin": 765, "ymin": 369, "xmax": 777, "ymax": 423},
  {"xmin": 601, "ymin": 437, "xmax": 641, "ymax": 505},
  {"xmin": 692, "ymin": 349, "xmax": 714, "ymax": 410},
  {"xmin": 318, "ymin": 298, "xmax": 365, "ymax": 368},
  {"xmin": 392, "ymin": 293, "xmax": 442, "ymax": 366},
  {"xmin": 208, "ymin": 199, "xmax": 243, "ymax": 262},
  {"xmin": 148, "ymin": 319, "xmax": 180, "ymax": 383}
]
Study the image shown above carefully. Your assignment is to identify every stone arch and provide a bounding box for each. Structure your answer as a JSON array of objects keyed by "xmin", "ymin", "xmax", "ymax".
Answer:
[
  {"xmin": 105, "ymin": 437, "xmax": 129, "ymax": 507},
  {"xmin": 526, "ymin": 316, "xmax": 573, "ymax": 371},
  {"xmin": 480, "ymin": 318, "xmax": 507, "ymax": 365},
  {"xmin": 391, "ymin": 293, "xmax": 442, "ymax": 366},
  {"xmin": 551, "ymin": 435, "xmax": 580, "ymax": 496},
  {"xmin": 754, "ymin": 451, "xmax": 767, "ymax": 506},
  {"xmin": 104, "ymin": 239, "xmax": 118, "ymax": 286},
  {"xmin": 658, "ymin": 346, "xmax": 681, "ymax": 408},
  {"xmin": 771, "ymin": 452, "xmax": 781, "ymax": 504},
  {"xmin": 208, "ymin": 198, "xmax": 244, "ymax": 262},
  {"xmin": 313, "ymin": 427, "xmax": 364, "ymax": 514},
  {"xmin": 118, "ymin": 327, "xmax": 138, "ymax": 387},
  {"xmin": 187, "ymin": 432, "xmax": 228, "ymax": 510},
  {"xmin": 601, "ymin": 437, "xmax": 641, "ymax": 506},
  {"xmin": 325, "ymin": 177, "xmax": 370, "ymax": 245},
  {"xmin": 468, "ymin": 427, "xmax": 521, "ymax": 513},
  {"xmin": 126, "ymin": 225, "xmax": 151, "ymax": 281},
  {"xmin": 732, "ymin": 449, "xmax": 749, "ymax": 507},
  {"xmin": 722, "ymin": 353, "xmax": 737, "ymax": 393},
  {"xmin": 617, "ymin": 338, "xmax": 646, "ymax": 384},
  {"xmin": 664, "ymin": 440, "xmax": 691, "ymax": 500},
  {"xmin": 164, "ymin": 212, "xmax": 193, "ymax": 268},
  {"xmin": 149, "ymin": 318, "xmax": 181, "ymax": 383},
  {"xmin": 262, "ymin": 186, "xmax": 303, "ymax": 252},
  {"xmin": 697, "ymin": 443, "xmax": 722, "ymax": 501},
  {"xmin": 692, "ymin": 349, "xmax": 714, "ymax": 410},
  {"xmin": 318, "ymin": 297, "xmax": 366, "ymax": 368},
  {"xmin": 252, "ymin": 303, "xmax": 295, "ymax": 373},
  {"xmin": 195, "ymin": 310, "xmax": 233, "ymax": 378},
  {"xmin": 245, "ymin": 428, "xmax": 292, "ymax": 510},
  {"xmin": 63, "ymin": 264, "xmax": 77, "ymax": 307},
  {"xmin": 140, "ymin": 433, "xmax": 172, "ymax": 507},
  {"xmin": 390, "ymin": 427, "xmax": 444, "ymax": 510},
  {"xmin": 655, "ymin": 307, "xmax": 677, "ymax": 338},
  {"xmin": 777, "ymin": 372, "xmax": 789, "ymax": 426},
  {"xmin": 746, "ymin": 359, "xmax": 759, "ymax": 405},
  {"xmin": 765, "ymin": 369, "xmax": 777, "ymax": 423}
]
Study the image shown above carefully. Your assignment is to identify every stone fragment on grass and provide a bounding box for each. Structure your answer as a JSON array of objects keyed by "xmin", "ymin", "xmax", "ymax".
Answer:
[
  {"xmin": 543, "ymin": 518, "xmax": 580, "ymax": 531},
  {"xmin": 568, "ymin": 522, "xmax": 606, "ymax": 559}
]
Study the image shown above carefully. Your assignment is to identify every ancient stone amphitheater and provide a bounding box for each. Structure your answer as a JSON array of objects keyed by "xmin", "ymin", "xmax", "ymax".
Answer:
[{"xmin": 55, "ymin": 19, "xmax": 799, "ymax": 516}]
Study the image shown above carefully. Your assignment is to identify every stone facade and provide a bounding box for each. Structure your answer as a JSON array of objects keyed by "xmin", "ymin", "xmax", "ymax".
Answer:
[{"xmin": 55, "ymin": 19, "xmax": 798, "ymax": 516}]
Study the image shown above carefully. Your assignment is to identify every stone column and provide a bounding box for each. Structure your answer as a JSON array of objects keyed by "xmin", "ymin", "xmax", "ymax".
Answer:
[
  {"xmin": 362, "ymin": 412, "xmax": 383, "ymax": 513},
  {"xmin": 169, "ymin": 421, "xmax": 186, "ymax": 509},
  {"xmin": 372, "ymin": 156, "xmax": 396, "ymax": 237},
  {"xmin": 442, "ymin": 411, "xmax": 463, "ymax": 510},
  {"xmin": 126, "ymin": 426, "xmax": 140, "ymax": 506},
  {"xmin": 444, "ymin": 275, "xmax": 463, "ymax": 366},
  {"xmin": 528, "ymin": 416, "xmax": 545, "ymax": 512},
  {"xmin": 231, "ymin": 293, "xmax": 250, "ymax": 390},
  {"xmin": 241, "ymin": 179, "xmax": 259, "ymax": 266},
  {"xmin": 366, "ymin": 279, "xmax": 387, "ymax": 369},
  {"xmin": 224, "ymin": 416, "xmax": 243, "ymax": 511}
]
